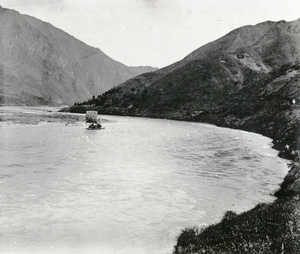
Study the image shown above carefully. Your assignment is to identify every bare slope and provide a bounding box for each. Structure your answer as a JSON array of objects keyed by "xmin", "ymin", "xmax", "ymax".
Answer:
[{"xmin": 0, "ymin": 6, "xmax": 157, "ymax": 106}]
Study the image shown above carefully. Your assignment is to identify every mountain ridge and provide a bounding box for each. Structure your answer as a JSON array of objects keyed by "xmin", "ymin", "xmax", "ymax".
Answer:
[
  {"xmin": 71, "ymin": 18, "xmax": 300, "ymax": 116},
  {"xmin": 0, "ymin": 6, "xmax": 158, "ymax": 106}
]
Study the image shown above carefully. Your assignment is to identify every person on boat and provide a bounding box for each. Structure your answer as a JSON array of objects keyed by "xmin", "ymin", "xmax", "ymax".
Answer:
[
  {"xmin": 88, "ymin": 122, "xmax": 101, "ymax": 129},
  {"xmin": 89, "ymin": 123, "xmax": 95, "ymax": 129}
]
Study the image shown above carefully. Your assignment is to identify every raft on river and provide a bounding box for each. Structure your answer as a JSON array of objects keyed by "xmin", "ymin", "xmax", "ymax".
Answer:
[{"xmin": 85, "ymin": 111, "xmax": 104, "ymax": 130}]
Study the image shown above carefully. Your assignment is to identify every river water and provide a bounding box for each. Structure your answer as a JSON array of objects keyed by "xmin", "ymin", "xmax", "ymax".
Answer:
[{"xmin": 0, "ymin": 114, "xmax": 288, "ymax": 254}]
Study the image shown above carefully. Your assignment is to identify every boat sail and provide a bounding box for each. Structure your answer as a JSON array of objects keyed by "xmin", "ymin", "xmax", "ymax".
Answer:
[
  {"xmin": 85, "ymin": 111, "xmax": 103, "ymax": 130},
  {"xmin": 86, "ymin": 111, "xmax": 98, "ymax": 123}
]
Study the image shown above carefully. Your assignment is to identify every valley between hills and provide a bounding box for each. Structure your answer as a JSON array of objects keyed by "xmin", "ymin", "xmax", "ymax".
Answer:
[{"xmin": 1, "ymin": 3, "xmax": 300, "ymax": 252}]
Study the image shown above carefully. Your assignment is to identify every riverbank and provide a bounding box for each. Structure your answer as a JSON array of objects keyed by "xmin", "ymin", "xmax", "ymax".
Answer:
[
  {"xmin": 0, "ymin": 106, "xmax": 85, "ymax": 125},
  {"xmin": 173, "ymin": 109, "xmax": 300, "ymax": 252},
  {"xmin": 174, "ymin": 161, "xmax": 300, "ymax": 253}
]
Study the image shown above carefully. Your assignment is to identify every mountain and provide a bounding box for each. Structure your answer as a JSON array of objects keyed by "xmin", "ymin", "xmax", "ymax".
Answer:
[
  {"xmin": 71, "ymin": 18, "xmax": 300, "ymax": 151},
  {"xmin": 74, "ymin": 18, "xmax": 300, "ymax": 112},
  {"xmin": 0, "ymin": 6, "xmax": 157, "ymax": 106}
]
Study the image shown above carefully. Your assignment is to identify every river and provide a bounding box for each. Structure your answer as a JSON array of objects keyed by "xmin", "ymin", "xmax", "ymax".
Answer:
[{"xmin": 0, "ymin": 112, "xmax": 288, "ymax": 254}]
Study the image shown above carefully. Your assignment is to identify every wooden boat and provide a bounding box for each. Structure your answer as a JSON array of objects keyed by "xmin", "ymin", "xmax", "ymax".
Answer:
[{"xmin": 86, "ymin": 123, "xmax": 104, "ymax": 130}]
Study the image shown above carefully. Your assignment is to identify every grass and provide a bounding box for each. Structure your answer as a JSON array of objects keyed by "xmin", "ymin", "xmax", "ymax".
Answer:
[{"xmin": 174, "ymin": 162, "xmax": 300, "ymax": 254}]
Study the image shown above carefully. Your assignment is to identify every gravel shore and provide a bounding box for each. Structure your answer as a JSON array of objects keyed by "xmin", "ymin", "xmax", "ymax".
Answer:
[{"xmin": 0, "ymin": 106, "xmax": 86, "ymax": 126}]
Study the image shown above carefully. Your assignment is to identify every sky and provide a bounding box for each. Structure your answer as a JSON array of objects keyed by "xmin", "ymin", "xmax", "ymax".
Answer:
[{"xmin": 0, "ymin": 0, "xmax": 300, "ymax": 68}]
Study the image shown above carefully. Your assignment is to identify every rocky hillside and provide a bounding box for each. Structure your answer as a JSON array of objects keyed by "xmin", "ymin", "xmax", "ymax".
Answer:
[
  {"xmin": 70, "ymin": 18, "xmax": 300, "ymax": 152},
  {"xmin": 0, "ymin": 6, "xmax": 157, "ymax": 106}
]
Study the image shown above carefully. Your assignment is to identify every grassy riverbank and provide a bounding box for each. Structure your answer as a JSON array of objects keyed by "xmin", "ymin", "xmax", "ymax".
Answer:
[
  {"xmin": 174, "ymin": 160, "xmax": 300, "ymax": 254},
  {"xmin": 173, "ymin": 110, "xmax": 300, "ymax": 253}
]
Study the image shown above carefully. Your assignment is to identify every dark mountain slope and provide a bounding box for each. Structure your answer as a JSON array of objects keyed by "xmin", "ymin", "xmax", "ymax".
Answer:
[
  {"xmin": 0, "ymin": 6, "xmax": 157, "ymax": 106},
  {"xmin": 71, "ymin": 19, "xmax": 300, "ymax": 130}
]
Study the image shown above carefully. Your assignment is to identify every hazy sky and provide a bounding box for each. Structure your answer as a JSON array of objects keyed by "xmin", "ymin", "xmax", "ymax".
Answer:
[{"xmin": 0, "ymin": 0, "xmax": 300, "ymax": 68}]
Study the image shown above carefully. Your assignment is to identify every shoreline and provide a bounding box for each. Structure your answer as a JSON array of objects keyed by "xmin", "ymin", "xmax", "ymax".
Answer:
[
  {"xmin": 0, "ymin": 106, "xmax": 85, "ymax": 125},
  {"xmin": 171, "ymin": 115, "xmax": 300, "ymax": 252}
]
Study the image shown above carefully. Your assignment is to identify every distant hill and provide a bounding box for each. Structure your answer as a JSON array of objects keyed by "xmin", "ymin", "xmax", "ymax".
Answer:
[{"xmin": 0, "ymin": 6, "xmax": 157, "ymax": 106}]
